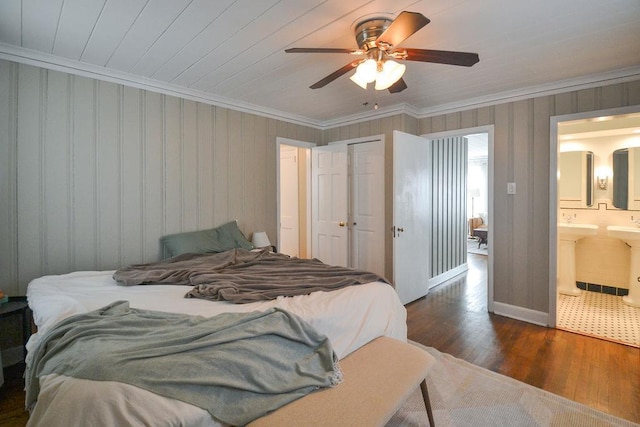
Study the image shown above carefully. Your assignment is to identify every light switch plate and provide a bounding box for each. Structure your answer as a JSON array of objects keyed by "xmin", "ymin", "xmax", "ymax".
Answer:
[{"xmin": 507, "ymin": 182, "xmax": 516, "ymax": 194}]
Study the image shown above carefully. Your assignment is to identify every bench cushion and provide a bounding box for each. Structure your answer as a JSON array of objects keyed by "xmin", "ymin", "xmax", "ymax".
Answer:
[{"xmin": 248, "ymin": 337, "xmax": 435, "ymax": 427}]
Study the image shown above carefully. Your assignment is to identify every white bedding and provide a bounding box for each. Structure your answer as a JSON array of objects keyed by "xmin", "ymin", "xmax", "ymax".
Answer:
[{"xmin": 26, "ymin": 270, "xmax": 407, "ymax": 426}]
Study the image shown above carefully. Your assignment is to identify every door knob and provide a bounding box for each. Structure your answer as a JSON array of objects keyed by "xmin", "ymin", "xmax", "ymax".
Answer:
[
  {"xmin": 391, "ymin": 226, "xmax": 404, "ymax": 237},
  {"xmin": 339, "ymin": 221, "xmax": 346, "ymax": 227}
]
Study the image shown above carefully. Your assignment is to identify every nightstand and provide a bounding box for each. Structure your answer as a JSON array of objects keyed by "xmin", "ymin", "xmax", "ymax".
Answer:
[{"xmin": 0, "ymin": 297, "xmax": 32, "ymax": 361}]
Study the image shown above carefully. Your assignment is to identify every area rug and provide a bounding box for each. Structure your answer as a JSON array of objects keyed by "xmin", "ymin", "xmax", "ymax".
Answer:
[
  {"xmin": 387, "ymin": 342, "xmax": 637, "ymax": 426},
  {"xmin": 467, "ymin": 238, "xmax": 487, "ymax": 256}
]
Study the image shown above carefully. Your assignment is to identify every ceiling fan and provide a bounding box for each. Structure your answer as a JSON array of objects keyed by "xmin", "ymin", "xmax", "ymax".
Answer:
[{"xmin": 285, "ymin": 11, "xmax": 479, "ymax": 93}]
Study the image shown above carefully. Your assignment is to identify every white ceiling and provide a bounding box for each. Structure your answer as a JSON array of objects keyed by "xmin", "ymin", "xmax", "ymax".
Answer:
[{"xmin": 1, "ymin": 0, "xmax": 639, "ymax": 128}]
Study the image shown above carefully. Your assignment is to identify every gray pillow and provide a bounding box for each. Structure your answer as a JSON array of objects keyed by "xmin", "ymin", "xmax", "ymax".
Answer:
[{"xmin": 161, "ymin": 221, "xmax": 254, "ymax": 257}]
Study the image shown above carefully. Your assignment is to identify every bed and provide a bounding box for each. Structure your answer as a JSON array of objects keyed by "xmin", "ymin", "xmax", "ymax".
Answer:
[{"xmin": 24, "ymin": 222, "xmax": 407, "ymax": 426}]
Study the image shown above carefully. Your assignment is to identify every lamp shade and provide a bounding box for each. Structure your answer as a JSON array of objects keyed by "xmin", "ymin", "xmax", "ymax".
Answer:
[
  {"xmin": 357, "ymin": 59, "xmax": 377, "ymax": 83},
  {"xmin": 374, "ymin": 60, "xmax": 406, "ymax": 90},
  {"xmin": 349, "ymin": 73, "xmax": 369, "ymax": 89},
  {"xmin": 251, "ymin": 231, "xmax": 271, "ymax": 248},
  {"xmin": 349, "ymin": 59, "xmax": 377, "ymax": 89}
]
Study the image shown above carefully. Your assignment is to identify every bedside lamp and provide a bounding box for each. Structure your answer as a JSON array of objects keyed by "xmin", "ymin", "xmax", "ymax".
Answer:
[{"xmin": 251, "ymin": 231, "xmax": 271, "ymax": 249}]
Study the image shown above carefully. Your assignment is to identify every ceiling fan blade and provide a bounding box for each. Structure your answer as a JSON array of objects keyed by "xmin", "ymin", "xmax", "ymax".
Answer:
[
  {"xmin": 285, "ymin": 48, "xmax": 357, "ymax": 54},
  {"xmin": 376, "ymin": 11, "xmax": 430, "ymax": 48},
  {"xmin": 309, "ymin": 60, "xmax": 360, "ymax": 89},
  {"xmin": 402, "ymin": 48, "xmax": 479, "ymax": 67},
  {"xmin": 388, "ymin": 78, "xmax": 407, "ymax": 93}
]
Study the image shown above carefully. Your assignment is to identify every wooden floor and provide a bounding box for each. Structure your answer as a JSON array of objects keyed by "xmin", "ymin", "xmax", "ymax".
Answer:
[
  {"xmin": 407, "ymin": 253, "xmax": 640, "ymax": 424},
  {"xmin": 0, "ymin": 362, "xmax": 28, "ymax": 426},
  {"xmin": 2, "ymin": 253, "xmax": 638, "ymax": 425}
]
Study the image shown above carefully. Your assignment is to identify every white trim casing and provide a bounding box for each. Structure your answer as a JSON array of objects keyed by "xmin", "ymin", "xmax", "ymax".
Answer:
[
  {"xmin": 2, "ymin": 43, "xmax": 639, "ymax": 131},
  {"xmin": 422, "ymin": 125, "xmax": 495, "ymax": 314},
  {"xmin": 427, "ymin": 264, "xmax": 468, "ymax": 290},
  {"xmin": 493, "ymin": 302, "xmax": 549, "ymax": 327},
  {"xmin": 276, "ymin": 138, "xmax": 316, "ymax": 256},
  {"xmin": 0, "ymin": 44, "xmax": 324, "ymax": 128}
]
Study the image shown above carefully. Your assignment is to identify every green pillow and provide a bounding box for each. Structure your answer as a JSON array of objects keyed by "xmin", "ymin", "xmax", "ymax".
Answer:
[{"xmin": 161, "ymin": 221, "xmax": 254, "ymax": 257}]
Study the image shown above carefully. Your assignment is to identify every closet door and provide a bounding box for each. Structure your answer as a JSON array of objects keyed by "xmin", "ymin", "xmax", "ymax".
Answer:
[
  {"xmin": 349, "ymin": 141, "xmax": 385, "ymax": 277},
  {"xmin": 311, "ymin": 144, "xmax": 348, "ymax": 266}
]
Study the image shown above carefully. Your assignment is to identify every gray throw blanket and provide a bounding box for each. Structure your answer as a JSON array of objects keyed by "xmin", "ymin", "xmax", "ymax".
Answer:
[
  {"xmin": 26, "ymin": 301, "xmax": 342, "ymax": 426},
  {"xmin": 113, "ymin": 248, "xmax": 389, "ymax": 303}
]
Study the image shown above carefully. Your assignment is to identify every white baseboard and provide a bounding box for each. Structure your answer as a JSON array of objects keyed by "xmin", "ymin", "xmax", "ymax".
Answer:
[
  {"xmin": 1, "ymin": 346, "xmax": 24, "ymax": 367},
  {"xmin": 492, "ymin": 302, "xmax": 549, "ymax": 327},
  {"xmin": 427, "ymin": 264, "xmax": 468, "ymax": 289}
]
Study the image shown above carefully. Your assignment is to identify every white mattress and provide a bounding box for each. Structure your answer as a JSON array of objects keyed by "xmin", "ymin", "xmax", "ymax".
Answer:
[{"xmin": 26, "ymin": 270, "xmax": 407, "ymax": 426}]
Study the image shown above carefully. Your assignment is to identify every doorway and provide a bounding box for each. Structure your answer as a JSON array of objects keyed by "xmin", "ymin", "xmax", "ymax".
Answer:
[
  {"xmin": 467, "ymin": 134, "xmax": 489, "ymax": 256},
  {"xmin": 422, "ymin": 126, "xmax": 495, "ymax": 313},
  {"xmin": 550, "ymin": 106, "xmax": 640, "ymax": 347},
  {"xmin": 276, "ymin": 136, "xmax": 386, "ymax": 276},
  {"xmin": 276, "ymin": 138, "xmax": 314, "ymax": 258}
]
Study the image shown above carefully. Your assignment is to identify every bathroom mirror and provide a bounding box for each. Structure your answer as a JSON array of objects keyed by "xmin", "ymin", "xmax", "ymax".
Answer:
[
  {"xmin": 559, "ymin": 151, "xmax": 594, "ymax": 208},
  {"xmin": 612, "ymin": 147, "xmax": 640, "ymax": 210}
]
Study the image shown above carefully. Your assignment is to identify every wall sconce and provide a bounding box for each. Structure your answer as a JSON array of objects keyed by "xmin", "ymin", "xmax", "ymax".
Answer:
[
  {"xmin": 595, "ymin": 166, "xmax": 611, "ymax": 191},
  {"xmin": 597, "ymin": 175, "xmax": 608, "ymax": 190}
]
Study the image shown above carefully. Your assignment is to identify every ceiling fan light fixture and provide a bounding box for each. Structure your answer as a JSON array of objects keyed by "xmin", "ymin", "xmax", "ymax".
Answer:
[
  {"xmin": 286, "ymin": 11, "xmax": 479, "ymax": 92},
  {"xmin": 374, "ymin": 60, "xmax": 406, "ymax": 90},
  {"xmin": 357, "ymin": 58, "xmax": 378, "ymax": 82},
  {"xmin": 349, "ymin": 72, "xmax": 369, "ymax": 89},
  {"xmin": 350, "ymin": 58, "xmax": 377, "ymax": 89}
]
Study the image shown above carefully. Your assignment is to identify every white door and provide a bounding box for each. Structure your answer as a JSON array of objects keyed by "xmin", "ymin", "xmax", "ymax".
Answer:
[
  {"xmin": 393, "ymin": 130, "xmax": 431, "ymax": 304},
  {"xmin": 349, "ymin": 141, "xmax": 385, "ymax": 277},
  {"xmin": 279, "ymin": 145, "xmax": 299, "ymax": 256},
  {"xmin": 311, "ymin": 144, "xmax": 348, "ymax": 266}
]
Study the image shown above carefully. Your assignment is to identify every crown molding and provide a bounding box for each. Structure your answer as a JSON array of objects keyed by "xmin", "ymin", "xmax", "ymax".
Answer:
[
  {"xmin": 415, "ymin": 66, "xmax": 640, "ymax": 119},
  {"xmin": 322, "ymin": 67, "xmax": 640, "ymax": 128},
  {"xmin": 0, "ymin": 43, "xmax": 325, "ymax": 129},
  {"xmin": 1, "ymin": 43, "xmax": 639, "ymax": 132},
  {"xmin": 319, "ymin": 102, "xmax": 421, "ymax": 129},
  {"xmin": 292, "ymin": 66, "xmax": 640, "ymax": 129}
]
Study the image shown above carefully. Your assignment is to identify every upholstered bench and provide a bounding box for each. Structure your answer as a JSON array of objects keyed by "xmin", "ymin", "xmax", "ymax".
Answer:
[{"xmin": 248, "ymin": 336, "xmax": 436, "ymax": 427}]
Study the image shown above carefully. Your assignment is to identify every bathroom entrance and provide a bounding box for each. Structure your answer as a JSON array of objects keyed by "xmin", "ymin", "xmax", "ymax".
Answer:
[{"xmin": 552, "ymin": 107, "xmax": 640, "ymax": 348}]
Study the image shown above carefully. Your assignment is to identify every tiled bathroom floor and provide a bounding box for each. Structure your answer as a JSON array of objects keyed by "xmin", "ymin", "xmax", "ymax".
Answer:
[{"xmin": 557, "ymin": 291, "xmax": 640, "ymax": 348}]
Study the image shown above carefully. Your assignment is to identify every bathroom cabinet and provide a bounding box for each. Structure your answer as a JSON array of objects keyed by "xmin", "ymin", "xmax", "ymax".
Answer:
[{"xmin": 559, "ymin": 151, "xmax": 593, "ymax": 208}]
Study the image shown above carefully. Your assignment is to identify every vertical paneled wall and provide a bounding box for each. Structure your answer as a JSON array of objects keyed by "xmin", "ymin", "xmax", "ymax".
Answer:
[
  {"xmin": 2, "ymin": 54, "xmax": 638, "ymax": 319},
  {"xmin": 430, "ymin": 137, "xmax": 468, "ymax": 277},
  {"xmin": 420, "ymin": 80, "xmax": 640, "ymax": 314},
  {"xmin": 0, "ymin": 60, "xmax": 321, "ymax": 295},
  {"xmin": 0, "ymin": 60, "xmax": 17, "ymax": 297}
]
